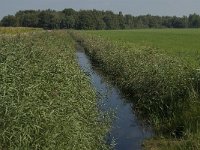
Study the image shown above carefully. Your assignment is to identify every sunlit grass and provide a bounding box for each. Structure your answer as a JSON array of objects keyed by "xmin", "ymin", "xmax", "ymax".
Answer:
[
  {"xmin": 0, "ymin": 30, "xmax": 109, "ymax": 149},
  {"xmin": 87, "ymin": 29, "xmax": 200, "ymax": 66}
]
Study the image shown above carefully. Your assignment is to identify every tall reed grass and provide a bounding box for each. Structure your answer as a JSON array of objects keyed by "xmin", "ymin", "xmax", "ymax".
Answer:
[{"xmin": 0, "ymin": 30, "xmax": 109, "ymax": 149}]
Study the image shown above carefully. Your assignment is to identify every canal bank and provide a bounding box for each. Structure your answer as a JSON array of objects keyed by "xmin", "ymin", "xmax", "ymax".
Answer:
[{"xmin": 76, "ymin": 44, "xmax": 153, "ymax": 150}]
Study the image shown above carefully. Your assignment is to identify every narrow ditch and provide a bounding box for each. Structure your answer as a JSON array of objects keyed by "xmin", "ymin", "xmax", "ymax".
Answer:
[{"xmin": 76, "ymin": 44, "xmax": 153, "ymax": 150}]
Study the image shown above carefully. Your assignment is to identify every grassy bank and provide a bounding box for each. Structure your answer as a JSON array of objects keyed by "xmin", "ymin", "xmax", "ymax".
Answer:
[
  {"xmin": 70, "ymin": 30, "xmax": 200, "ymax": 149},
  {"xmin": 0, "ymin": 30, "xmax": 109, "ymax": 149}
]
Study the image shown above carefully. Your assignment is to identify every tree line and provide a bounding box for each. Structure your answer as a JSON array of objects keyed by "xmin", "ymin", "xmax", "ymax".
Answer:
[{"xmin": 1, "ymin": 9, "xmax": 200, "ymax": 29}]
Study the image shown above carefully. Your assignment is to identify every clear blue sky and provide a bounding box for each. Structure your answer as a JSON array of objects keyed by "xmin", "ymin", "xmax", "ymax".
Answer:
[{"xmin": 1, "ymin": 0, "xmax": 200, "ymax": 19}]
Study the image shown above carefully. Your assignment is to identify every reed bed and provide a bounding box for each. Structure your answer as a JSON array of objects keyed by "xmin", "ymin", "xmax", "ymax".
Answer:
[{"xmin": 0, "ymin": 30, "xmax": 109, "ymax": 149}]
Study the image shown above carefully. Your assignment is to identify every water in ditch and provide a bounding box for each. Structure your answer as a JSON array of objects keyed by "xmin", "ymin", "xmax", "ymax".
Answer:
[{"xmin": 76, "ymin": 45, "xmax": 153, "ymax": 150}]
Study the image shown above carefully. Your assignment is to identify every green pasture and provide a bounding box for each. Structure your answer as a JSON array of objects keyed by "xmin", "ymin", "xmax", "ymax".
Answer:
[{"xmin": 87, "ymin": 29, "xmax": 200, "ymax": 65}]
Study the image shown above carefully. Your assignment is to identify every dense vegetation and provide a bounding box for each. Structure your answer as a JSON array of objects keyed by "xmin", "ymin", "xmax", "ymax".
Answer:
[
  {"xmin": 0, "ymin": 29, "xmax": 109, "ymax": 149},
  {"xmin": 1, "ymin": 9, "xmax": 200, "ymax": 29},
  {"xmin": 70, "ymin": 30, "xmax": 200, "ymax": 149},
  {"xmin": 1, "ymin": 26, "xmax": 200, "ymax": 149}
]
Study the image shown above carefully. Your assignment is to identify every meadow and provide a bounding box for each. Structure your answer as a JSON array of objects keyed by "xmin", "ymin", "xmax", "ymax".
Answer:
[
  {"xmin": 71, "ymin": 29, "xmax": 200, "ymax": 149},
  {"xmin": 87, "ymin": 29, "xmax": 200, "ymax": 66},
  {"xmin": 0, "ymin": 28, "xmax": 109, "ymax": 149}
]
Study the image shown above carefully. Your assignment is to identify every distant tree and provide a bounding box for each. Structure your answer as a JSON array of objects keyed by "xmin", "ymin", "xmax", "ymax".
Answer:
[
  {"xmin": 18, "ymin": 13, "xmax": 39, "ymax": 27},
  {"xmin": 172, "ymin": 16, "xmax": 188, "ymax": 28},
  {"xmin": 61, "ymin": 15, "xmax": 75, "ymax": 29},
  {"xmin": 103, "ymin": 15, "xmax": 113, "ymax": 29},
  {"xmin": 90, "ymin": 9, "xmax": 106, "ymax": 30},
  {"xmin": 61, "ymin": 8, "xmax": 76, "ymax": 29},
  {"xmin": 162, "ymin": 16, "xmax": 172, "ymax": 28},
  {"xmin": 103, "ymin": 11, "xmax": 120, "ymax": 29},
  {"xmin": 189, "ymin": 13, "xmax": 200, "ymax": 28},
  {"xmin": 148, "ymin": 16, "xmax": 162, "ymax": 28},
  {"xmin": 38, "ymin": 10, "xmax": 61, "ymax": 29},
  {"xmin": 95, "ymin": 18, "xmax": 106, "ymax": 30},
  {"xmin": 50, "ymin": 13, "xmax": 62, "ymax": 29},
  {"xmin": 118, "ymin": 11, "xmax": 125, "ymax": 29},
  {"xmin": 62, "ymin": 8, "xmax": 76, "ymax": 16},
  {"xmin": 182, "ymin": 16, "xmax": 189, "ymax": 28},
  {"xmin": 77, "ymin": 10, "xmax": 96, "ymax": 29},
  {"xmin": 1, "ymin": 8, "xmax": 200, "ymax": 29},
  {"xmin": 124, "ymin": 15, "xmax": 134, "ymax": 29},
  {"xmin": 1, "ymin": 15, "xmax": 17, "ymax": 27},
  {"xmin": 38, "ymin": 10, "xmax": 52, "ymax": 28},
  {"xmin": 134, "ymin": 17, "xmax": 145, "ymax": 28}
]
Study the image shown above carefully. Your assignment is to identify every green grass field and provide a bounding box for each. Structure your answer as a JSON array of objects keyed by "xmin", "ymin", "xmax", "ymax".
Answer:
[
  {"xmin": 87, "ymin": 29, "xmax": 200, "ymax": 65},
  {"xmin": 0, "ymin": 28, "xmax": 109, "ymax": 149}
]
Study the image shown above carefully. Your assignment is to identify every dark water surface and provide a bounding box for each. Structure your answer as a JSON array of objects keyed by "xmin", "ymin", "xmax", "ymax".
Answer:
[{"xmin": 76, "ymin": 45, "xmax": 153, "ymax": 150}]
